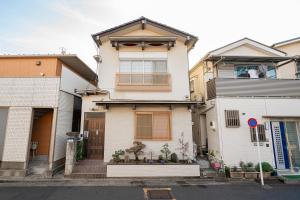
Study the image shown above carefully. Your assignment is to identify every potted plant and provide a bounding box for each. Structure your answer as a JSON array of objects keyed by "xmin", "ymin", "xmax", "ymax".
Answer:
[
  {"xmin": 243, "ymin": 162, "xmax": 258, "ymax": 179},
  {"xmin": 207, "ymin": 150, "xmax": 221, "ymax": 170},
  {"xmin": 230, "ymin": 165, "xmax": 244, "ymax": 178},
  {"xmin": 255, "ymin": 162, "xmax": 273, "ymax": 178},
  {"xmin": 158, "ymin": 155, "xmax": 165, "ymax": 164}
]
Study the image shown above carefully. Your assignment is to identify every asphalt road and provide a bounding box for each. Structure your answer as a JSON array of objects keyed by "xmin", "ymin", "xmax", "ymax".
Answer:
[{"xmin": 0, "ymin": 184, "xmax": 299, "ymax": 200}]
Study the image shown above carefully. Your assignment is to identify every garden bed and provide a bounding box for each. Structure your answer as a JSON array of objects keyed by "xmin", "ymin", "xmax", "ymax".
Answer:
[{"xmin": 106, "ymin": 163, "xmax": 200, "ymax": 177}]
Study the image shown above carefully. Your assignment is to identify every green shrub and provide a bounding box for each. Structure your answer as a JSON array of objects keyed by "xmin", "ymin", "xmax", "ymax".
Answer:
[
  {"xmin": 158, "ymin": 155, "xmax": 163, "ymax": 161},
  {"xmin": 170, "ymin": 153, "xmax": 179, "ymax": 163},
  {"xmin": 255, "ymin": 162, "xmax": 273, "ymax": 172},
  {"xmin": 225, "ymin": 166, "xmax": 230, "ymax": 178},
  {"xmin": 76, "ymin": 140, "xmax": 84, "ymax": 161},
  {"xmin": 112, "ymin": 150, "xmax": 125, "ymax": 162}
]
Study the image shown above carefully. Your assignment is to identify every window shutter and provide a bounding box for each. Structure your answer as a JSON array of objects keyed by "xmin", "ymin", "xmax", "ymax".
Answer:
[
  {"xmin": 224, "ymin": 110, "xmax": 240, "ymax": 127},
  {"xmin": 136, "ymin": 113, "xmax": 152, "ymax": 139},
  {"xmin": 153, "ymin": 113, "xmax": 170, "ymax": 139}
]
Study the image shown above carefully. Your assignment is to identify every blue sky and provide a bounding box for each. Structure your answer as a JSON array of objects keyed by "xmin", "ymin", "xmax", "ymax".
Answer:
[{"xmin": 1, "ymin": 0, "xmax": 300, "ymax": 70}]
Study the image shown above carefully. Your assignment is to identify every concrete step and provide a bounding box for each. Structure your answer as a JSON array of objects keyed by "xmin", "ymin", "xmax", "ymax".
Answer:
[
  {"xmin": 0, "ymin": 169, "xmax": 27, "ymax": 177},
  {"xmin": 67, "ymin": 173, "xmax": 106, "ymax": 179}
]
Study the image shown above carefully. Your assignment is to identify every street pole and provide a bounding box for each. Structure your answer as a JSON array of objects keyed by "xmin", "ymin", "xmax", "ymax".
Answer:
[{"xmin": 255, "ymin": 126, "xmax": 264, "ymax": 186}]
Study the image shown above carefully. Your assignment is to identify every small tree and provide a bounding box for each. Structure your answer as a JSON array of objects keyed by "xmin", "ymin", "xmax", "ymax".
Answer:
[
  {"xmin": 160, "ymin": 143, "xmax": 171, "ymax": 161},
  {"xmin": 126, "ymin": 141, "xmax": 146, "ymax": 161},
  {"xmin": 177, "ymin": 132, "xmax": 189, "ymax": 161}
]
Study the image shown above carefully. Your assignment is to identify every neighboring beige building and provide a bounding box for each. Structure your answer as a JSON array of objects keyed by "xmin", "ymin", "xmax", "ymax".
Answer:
[
  {"xmin": 0, "ymin": 55, "xmax": 96, "ymax": 177},
  {"xmin": 190, "ymin": 38, "xmax": 300, "ymax": 175},
  {"xmin": 76, "ymin": 17, "xmax": 201, "ymax": 177},
  {"xmin": 272, "ymin": 37, "xmax": 300, "ymax": 79}
]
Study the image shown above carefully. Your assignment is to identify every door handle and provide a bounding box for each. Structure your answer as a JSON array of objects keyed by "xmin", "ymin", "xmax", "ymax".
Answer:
[{"xmin": 96, "ymin": 129, "xmax": 99, "ymax": 136}]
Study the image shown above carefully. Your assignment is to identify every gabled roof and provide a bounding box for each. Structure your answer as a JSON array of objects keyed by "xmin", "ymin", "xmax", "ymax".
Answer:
[
  {"xmin": 272, "ymin": 37, "xmax": 300, "ymax": 48},
  {"xmin": 208, "ymin": 37, "xmax": 286, "ymax": 57},
  {"xmin": 92, "ymin": 16, "xmax": 198, "ymax": 50}
]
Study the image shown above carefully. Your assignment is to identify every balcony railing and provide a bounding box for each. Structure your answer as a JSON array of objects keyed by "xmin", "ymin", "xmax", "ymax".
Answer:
[
  {"xmin": 206, "ymin": 78, "xmax": 300, "ymax": 100},
  {"xmin": 115, "ymin": 73, "xmax": 171, "ymax": 91}
]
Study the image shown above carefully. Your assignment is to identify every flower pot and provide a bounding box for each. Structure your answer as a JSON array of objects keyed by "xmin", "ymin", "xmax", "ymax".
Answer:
[
  {"xmin": 230, "ymin": 171, "xmax": 244, "ymax": 179},
  {"xmin": 211, "ymin": 162, "xmax": 221, "ymax": 170},
  {"xmin": 258, "ymin": 172, "xmax": 272, "ymax": 178},
  {"xmin": 244, "ymin": 172, "xmax": 258, "ymax": 179}
]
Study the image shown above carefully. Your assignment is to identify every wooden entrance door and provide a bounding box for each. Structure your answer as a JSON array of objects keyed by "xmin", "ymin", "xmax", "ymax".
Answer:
[{"xmin": 85, "ymin": 113, "xmax": 105, "ymax": 159}]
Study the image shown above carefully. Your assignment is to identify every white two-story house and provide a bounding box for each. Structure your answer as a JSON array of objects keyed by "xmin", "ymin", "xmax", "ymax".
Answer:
[
  {"xmin": 79, "ymin": 17, "xmax": 199, "ymax": 167},
  {"xmin": 190, "ymin": 38, "xmax": 300, "ymax": 174}
]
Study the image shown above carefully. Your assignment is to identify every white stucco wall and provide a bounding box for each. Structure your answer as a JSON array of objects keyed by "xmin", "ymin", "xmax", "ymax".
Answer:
[
  {"xmin": 205, "ymin": 101, "xmax": 221, "ymax": 156},
  {"xmin": 98, "ymin": 39, "xmax": 190, "ymax": 101},
  {"xmin": 214, "ymin": 97, "xmax": 300, "ymax": 167},
  {"xmin": 53, "ymin": 91, "xmax": 74, "ymax": 161},
  {"xmin": 60, "ymin": 65, "xmax": 96, "ymax": 96},
  {"xmin": 103, "ymin": 106, "xmax": 193, "ymax": 162}
]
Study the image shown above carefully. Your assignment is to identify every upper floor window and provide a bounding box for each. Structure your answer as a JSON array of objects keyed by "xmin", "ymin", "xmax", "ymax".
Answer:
[
  {"xmin": 120, "ymin": 60, "xmax": 167, "ymax": 73},
  {"xmin": 234, "ymin": 65, "xmax": 276, "ymax": 79},
  {"xmin": 296, "ymin": 61, "xmax": 300, "ymax": 79},
  {"xmin": 116, "ymin": 59, "xmax": 171, "ymax": 91}
]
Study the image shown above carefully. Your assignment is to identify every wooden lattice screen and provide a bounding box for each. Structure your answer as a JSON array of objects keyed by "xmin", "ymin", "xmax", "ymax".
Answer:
[{"xmin": 136, "ymin": 112, "xmax": 171, "ymax": 140}]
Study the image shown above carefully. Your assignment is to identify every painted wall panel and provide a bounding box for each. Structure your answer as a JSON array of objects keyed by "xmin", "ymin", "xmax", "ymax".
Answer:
[
  {"xmin": 0, "ymin": 108, "xmax": 8, "ymax": 161},
  {"xmin": 0, "ymin": 78, "xmax": 60, "ymax": 107},
  {"xmin": 2, "ymin": 107, "xmax": 32, "ymax": 162}
]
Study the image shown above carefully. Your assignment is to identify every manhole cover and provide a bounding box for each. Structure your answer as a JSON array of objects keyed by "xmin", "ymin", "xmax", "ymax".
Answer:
[{"xmin": 144, "ymin": 188, "xmax": 175, "ymax": 200}]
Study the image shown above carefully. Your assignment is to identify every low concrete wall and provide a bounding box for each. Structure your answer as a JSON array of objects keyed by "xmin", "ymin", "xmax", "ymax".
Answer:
[{"xmin": 107, "ymin": 164, "xmax": 200, "ymax": 177}]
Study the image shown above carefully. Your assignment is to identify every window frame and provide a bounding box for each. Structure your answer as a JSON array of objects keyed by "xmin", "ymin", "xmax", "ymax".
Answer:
[
  {"xmin": 234, "ymin": 64, "xmax": 277, "ymax": 79},
  {"xmin": 119, "ymin": 59, "xmax": 168, "ymax": 74},
  {"xmin": 250, "ymin": 124, "xmax": 267, "ymax": 142},
  {"xmin": 224, "ymin": 110, "xmax": 240, "ymax": 128},
  {"xmin": 135, "ymin": 111, "xmax": 172, "ymax": 141}
]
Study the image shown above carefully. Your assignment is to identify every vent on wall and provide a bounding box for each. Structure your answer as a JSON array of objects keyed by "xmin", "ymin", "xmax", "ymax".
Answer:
[{"xmin": 224, "ymin": 110, "xmax": 240, "ymax": 128}]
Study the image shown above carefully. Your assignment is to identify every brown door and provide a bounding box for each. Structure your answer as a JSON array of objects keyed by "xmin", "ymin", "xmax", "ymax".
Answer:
[{"xmin": 85, "ymin": 113, "xmax": 105, "ymax": 159}]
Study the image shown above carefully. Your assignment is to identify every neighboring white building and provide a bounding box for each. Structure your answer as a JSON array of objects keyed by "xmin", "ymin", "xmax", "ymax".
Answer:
[
  {"xmin": 190, "ymin": 38, "xmax": 300, "ymax": 173},
  {"xmin": 79, "ymin": 17, "xmax": 199, "ymax": 165},
  {"xmin": 0, "ymin": 55, "xmax": 96, "ymax": 177}
]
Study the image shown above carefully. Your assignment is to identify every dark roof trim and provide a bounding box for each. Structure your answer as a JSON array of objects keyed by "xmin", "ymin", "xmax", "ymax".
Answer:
[
  {"xmin": 208, "ymin": 37, "xmax": 287, "ymax": 56},
  {"xmin": 92, "ymin": 16, "xmax": 198, "ymax": 47},
  {"xmin": 94, "ymin": 100, "xmax": 203, "ymax": 105},
  {"xmin": 205, "ymin": 55, "xmax": 292, "ymax": 63},
  {"xmin": 272, "ymin": 36, "xmax": 300, "ymax": 47}
]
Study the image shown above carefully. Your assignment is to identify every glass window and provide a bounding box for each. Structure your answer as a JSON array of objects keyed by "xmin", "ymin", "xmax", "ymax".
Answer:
[
  {"xmin": 235, "ymin": 66, "xmax": 251, "ymax": 78},
  {"xmin": 154, "ymin": 61, "xmax": 167, "ymax": 73},
  {"xmin": 267, "ymin": 66, "xmax": 276, "ymax": 79},
  {"xmin": 144, "ymin": 61, "xmax": 154, "ymax": 73},
  {"xmin": 235, "ymin": 65, "xmax": 276, "ymax": 79},
  {"xmin": 131, "ymin": 61, "xmax": 143, "ymax": 73},
  {"xmin": 120, "ymin": 61, "xmax": 131, "ymax": 72}
]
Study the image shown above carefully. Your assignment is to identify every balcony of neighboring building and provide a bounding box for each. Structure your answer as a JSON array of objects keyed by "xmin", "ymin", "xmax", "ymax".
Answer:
[{"xmin": 205, "ymin": 56, "xmax": 300, "ymax": 100}]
